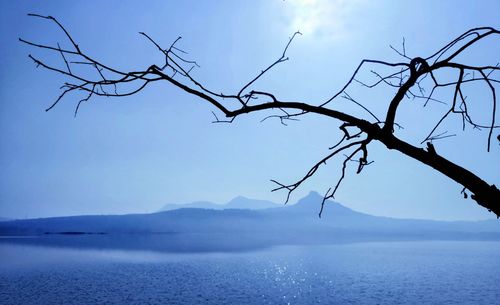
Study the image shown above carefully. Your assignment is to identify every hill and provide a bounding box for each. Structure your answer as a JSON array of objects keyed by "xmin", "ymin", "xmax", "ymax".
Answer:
[
  {"xmin": 1, "ymin": 192, "xmax": 498, "ymax": 252},
  {"xmin": 160, "ymin": 196, "xmax": 279, "ymax": 211}
]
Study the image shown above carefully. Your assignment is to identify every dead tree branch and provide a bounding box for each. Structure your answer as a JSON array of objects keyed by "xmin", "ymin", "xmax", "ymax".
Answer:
[{"xmin": 21, "ymin": 14, "xmax": 500, "ymax": 217}]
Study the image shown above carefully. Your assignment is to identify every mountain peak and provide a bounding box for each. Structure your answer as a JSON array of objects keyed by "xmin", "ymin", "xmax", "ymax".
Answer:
[
  {"xmin": 287, "ymin": 192, "xmax": 320, "ymax": 212},
  {"xmin": 226, "ymin": 196, "xmax": 278, "ymax": 210},
  {"xmin": 227, "ymin": 195, "xmax": 248, "ymax": 203},
  {"xmin": 293, "ymin": 191, "xmax": 324, "ymax": 206},
  {"xmin": 306, "ymin": 191, "xmax": 323, "ymax": 200},
  {"xmin": 290, "ymin": 191, "xmax": 357, "ymax": 217}
]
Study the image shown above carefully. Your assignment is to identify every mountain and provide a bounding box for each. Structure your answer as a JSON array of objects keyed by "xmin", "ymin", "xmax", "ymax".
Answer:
[
  {"xmin": 284, "ymin": 192, "xmax": 500, "ymax": 233},
  {"xmin": 1, "ymin": 191, "xmax": 499, "ymax": 252},
  {"xmin": 284, "ymin": 191, "xmax": 363, "ymax": 217},
  {"xmin": 160, "ymin": 201, "xmax": 221, "ymax": 211},
  {"xmin": 225, "ymin": 196, "xmax": 278, "ymax": 209},
  {"xmin": 160, "ymin": 196, "xmax": 280, "ymax": 211}
]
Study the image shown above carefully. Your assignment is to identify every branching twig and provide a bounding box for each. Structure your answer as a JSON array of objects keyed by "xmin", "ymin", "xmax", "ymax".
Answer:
[{"xmin": 21, "ymin": 14, "xmax": 500, "ymax": 217}]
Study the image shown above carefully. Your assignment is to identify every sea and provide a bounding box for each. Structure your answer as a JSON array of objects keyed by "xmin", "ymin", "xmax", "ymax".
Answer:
[{"xmin": 1, "ymin": 238, "xmax": 499, "ymax": 304}]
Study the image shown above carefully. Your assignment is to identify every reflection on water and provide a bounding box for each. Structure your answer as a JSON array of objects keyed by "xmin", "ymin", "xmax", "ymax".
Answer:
[
  {"xmin": 0, "ymin": 233, "xmax": 278, "ymax": 253},
  {"xmin": 1, "ymin": 239, "xmax": 500, "ymax": 304}
]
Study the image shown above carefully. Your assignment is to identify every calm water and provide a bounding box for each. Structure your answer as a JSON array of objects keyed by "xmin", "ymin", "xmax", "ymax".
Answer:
[{"xmin": 1, "ymin": 240, "xmax": 499, "ymax": 304}]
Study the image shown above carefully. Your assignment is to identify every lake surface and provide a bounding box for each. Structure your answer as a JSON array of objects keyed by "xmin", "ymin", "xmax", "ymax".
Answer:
[{"xmin": 1, "ymin": 239, "xmax": 499, "ymax": 304}]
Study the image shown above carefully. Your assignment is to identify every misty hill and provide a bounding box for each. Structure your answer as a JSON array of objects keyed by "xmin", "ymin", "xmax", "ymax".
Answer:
[
  {"xmin": 226, "ymin": 196, "xmax": 280, "ymax": 209},
  {"xmin": 160, "ymin": 196, "xmax": 279, "ymax": 211},
  {"xmin": 160, "ymin": 200, "xmax": 221, "ymax": 211},
  {"xmin": 2, "ymin": 192, "xmax": 499, "ymax": 241}
]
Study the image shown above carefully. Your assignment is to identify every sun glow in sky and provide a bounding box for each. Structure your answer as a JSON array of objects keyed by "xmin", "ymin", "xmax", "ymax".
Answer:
[{"xmin": 284, "ymin": 0, "xmax": 363, "ymax": 41}]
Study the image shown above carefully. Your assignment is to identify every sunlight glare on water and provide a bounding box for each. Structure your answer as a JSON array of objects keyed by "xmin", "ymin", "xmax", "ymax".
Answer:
[{"xmin": 1, "ymin": 241, "xmax": 499, "ymax": 304}]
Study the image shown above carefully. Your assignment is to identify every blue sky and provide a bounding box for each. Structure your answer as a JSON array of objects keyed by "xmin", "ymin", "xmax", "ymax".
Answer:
[{"xmin": 0, "ymin": 0, "xmax": 499, "ymax": 220}]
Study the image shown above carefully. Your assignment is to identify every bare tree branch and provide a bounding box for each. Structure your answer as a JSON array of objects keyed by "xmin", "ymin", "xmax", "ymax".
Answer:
[{"xmin": 21, "ymin": 14, "xmax": 500, "ymax": 217}]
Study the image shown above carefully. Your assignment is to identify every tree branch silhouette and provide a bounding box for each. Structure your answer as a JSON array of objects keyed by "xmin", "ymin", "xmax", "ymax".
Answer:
[{"xmin": 21, "ymin": 14, "xmax": 500, "ymax": 217}]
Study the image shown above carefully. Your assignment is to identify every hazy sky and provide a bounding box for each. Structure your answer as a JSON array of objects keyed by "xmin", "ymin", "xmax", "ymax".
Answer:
[{"xmin": 0, "ymin": 0, "xmax": 499, "ymax": 220}]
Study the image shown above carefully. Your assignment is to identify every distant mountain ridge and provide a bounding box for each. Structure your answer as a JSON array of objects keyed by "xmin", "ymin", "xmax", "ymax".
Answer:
[
  {"xmin": 1, "ymin": 192, "xmax": 499, "ymax": 240},
  {"xmin": 160, "ymin": 195, "xmax": 280, "ymax": 211}
]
